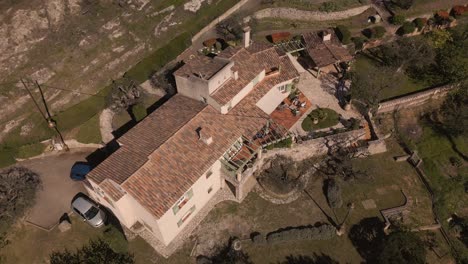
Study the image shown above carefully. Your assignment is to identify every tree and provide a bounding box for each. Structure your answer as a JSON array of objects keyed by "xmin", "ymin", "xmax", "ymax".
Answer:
[
  {"xmin": 349, "ymin": 65, "xmax": 401, "ymax": 109},
  {"xmin": 374, "ymin": 37, "xmax": 435, "ymax": 73},
  {"xmin": 336, "ymin": 25, "xmax": 351, "ymax": 44},
  {"xmin": 439, "ymin": 87, "xmax": 468, "ymax": 137},
  {"xmin": 349, "ymin": 217, "xmax": 386, "ymax": 263},
  {"xmin": 216, "ymin": 16, "xmax": 243, "ymax": 42},
  {"xmin": 379, "ymin": 231, "xmax": 426, "ymax": 264},
  {"xmin": 427, "ymin": 29, "xmax": 453, "ymax": 48},
  {"xmin": 413, "ymin": 18, "xmax": 426, "ymax": 31},
  {"xmin": 279, "ymin": 253, "xmax": 339, "ymax": 264},
  {"xmin": 107, "ymin": 78, "xmax": 142, "ymax": 112},
  {"xmin": 436, "ymin": 42, "xmax": 468, "ymax": 83},
  {"xmin": 50, "ymin": 239, "xmax": 134, "ymax": 264},
  {"xmin": 0, "ymin": 167, "xmax": 41, "ymax": 233}
]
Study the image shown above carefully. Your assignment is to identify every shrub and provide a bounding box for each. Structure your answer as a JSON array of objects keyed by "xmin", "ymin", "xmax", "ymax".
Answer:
[
  {"xmin": 363, "ymin": 26, "xmax": 386, "ymax": 39},
  {"xmin": 373, "ymin": 26, "xmax": 386, "ymax": 38},
  {"xmin": 352, "ymin": 36, "xmax": 367, "ymax": 50},
  {"xmin": 413, "ymin": 18, "xmax": 426, "ymax": 31},
  {"xmin": 449, "ymin": 157, "xmax": 462, "ymax": 167},
  {"xmin": 326, "ymin": 179, "xmax": 343, "ymax": 208},
  {"xmin": 398, "ymin": 22, "xmax": 416, "ymax": 35},
  {"xmin": 391, "ymin": 14, "xmax": 406, "ymax": 25},
  {"xmin": 131, "ymin": 103, "xmax": 147, "ymax": 122},
  {"xmin": 266, "ymin": 137, "xmax": 293, "ymax": 150},
  {"xmin": 336, "ymin": 25, "xmax": 351, "ymax": 44},
  {"xmin": 266, "ymin": 225, "xmax": 336, "ymax": 244},
  {"xmin": 319, "ymin": 2, "xmax": 338, "ymax": 13}
]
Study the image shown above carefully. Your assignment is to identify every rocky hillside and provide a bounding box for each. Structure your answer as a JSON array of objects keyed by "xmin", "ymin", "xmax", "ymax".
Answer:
[{"xmin": 0, "ymin": 0, "xmax": 230, "ymax": 142}]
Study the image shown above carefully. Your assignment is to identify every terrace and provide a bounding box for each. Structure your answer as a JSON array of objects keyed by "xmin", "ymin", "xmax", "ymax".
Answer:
[{"xmin": 270, "ymin": 91, "xmax": 312, "ymax": 129}]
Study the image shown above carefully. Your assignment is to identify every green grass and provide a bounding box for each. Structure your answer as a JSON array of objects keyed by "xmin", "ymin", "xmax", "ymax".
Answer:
[
  {"xmin": 266, "ymin": 137, "xmax": 293, "ymax": 149},
  {"xmin": 353, "ymin": 55, "xmax": 427, "ymax": 100},
  {"xmin": 75, "ymin": 114, "xmax": 102, "ymax": 144},
  {"xmin": 15, "ymin": 143, "xmax": 46, "ymax": 159},
  {"xmin": 259, "ymin": 0, "xmax": 366, "ymax": 11},
  {"xmin": 302, "ymin": 108, "xmax": 340, "ymax": 131},
  {"xmin": 0, "ymin": 149, "xmax": 16, "ymax": 169}
]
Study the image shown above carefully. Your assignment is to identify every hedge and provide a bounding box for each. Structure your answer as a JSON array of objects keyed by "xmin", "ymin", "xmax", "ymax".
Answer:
[
  {"xmin": 413, "ymin": 18, "xmax": 426, "ymax": 31},
  {"xmin": 131, "ymin": 103, "xmax": 147, "ymax": 122},
  {"xmin": 398, "ymin": 22, "xmax": 416, "ymax": 35},
  {"xmin": 336, "ymin": 25, "xmax": 351, "ymax": 44},
  {"xmin": 265, "ymin": 224, "xmax": 336, "ymax": 244},
  {"xmin": 352, "ymin": 36, "xmax": 367, "ymax": 50},
  {"xmin": 326, "ymin": 179, "xmax": 343, "ymax": 208}
]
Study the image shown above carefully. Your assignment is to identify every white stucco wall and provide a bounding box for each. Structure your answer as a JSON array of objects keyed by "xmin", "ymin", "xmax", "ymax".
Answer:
[
  {"xmin": 155, "ymin": 159, "xmax": 224, "ymax": 244},
  {"xmin": 256, "ymin": 80, "xmax": 292, "ymax": 114},
  {"xmin": 207, "ymin": 61, "xmax": 234, "ymax": 93}
]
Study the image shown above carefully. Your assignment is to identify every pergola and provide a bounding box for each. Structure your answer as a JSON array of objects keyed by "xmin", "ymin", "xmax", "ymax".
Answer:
[{"xmin": 274, "ymin": 39, "xmax": 306, "ymax": 54}]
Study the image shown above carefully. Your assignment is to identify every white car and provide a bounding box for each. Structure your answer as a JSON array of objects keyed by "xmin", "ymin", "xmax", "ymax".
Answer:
[{"xmin": 71, "ymin": 196, "xmax": 107, "ymax": 227}]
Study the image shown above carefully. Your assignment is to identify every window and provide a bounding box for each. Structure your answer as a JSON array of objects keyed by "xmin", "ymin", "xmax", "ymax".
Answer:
[
  {"xmin": 208, "ymin": 186, "xmax": 213, "ymax": 194},
  {"xmin": 177, "ymin": 206, "xmax": 196, "ymax": 227},
  {"xmin": 278, "ymin": 83, "xmax": 292, "ymax": 93},
  {"xmin": 172, "ymin": 189, "xmax": 194, "ymax": 215},
  {"xmin": 206, "ymin": 170, "xmax": 213, "ymax": 179}
]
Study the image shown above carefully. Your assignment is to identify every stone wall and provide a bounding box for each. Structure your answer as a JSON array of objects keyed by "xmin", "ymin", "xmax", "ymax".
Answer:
[
  {"xmin": 191, "ymin": 0, "xmax": 250, "ymax": 43},
  {"xmin": 253, "ymin": 5, "xmax": 371, "ymax": 21},
  {"xmin": 377, "ymin": 85, "xmax": 454, "ymax": 114},
  {"xmin": 263, "ymin": 128, "xmax": 367, "ymax": 162}
]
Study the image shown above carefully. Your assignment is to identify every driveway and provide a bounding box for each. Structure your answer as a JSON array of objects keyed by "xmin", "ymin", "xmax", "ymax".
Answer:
[{"xmin": 21, "ymin": 149, "xmax": 95, "ymax": 230}]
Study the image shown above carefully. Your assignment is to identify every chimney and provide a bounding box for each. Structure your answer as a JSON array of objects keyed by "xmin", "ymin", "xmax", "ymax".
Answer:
[
  {"xmin": 243, "ymin": 26, "xmax": 251, "ymax": 48},
  {"xmin": 322, "ymin": 31, "xmax": 331, "ymax": 41},
  {"xmin": 196, "ymin": 127, "xmax": 213, "ymax": 145}
]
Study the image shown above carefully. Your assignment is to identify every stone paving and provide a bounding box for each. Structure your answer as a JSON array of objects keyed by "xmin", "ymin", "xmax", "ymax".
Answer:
[{"xmin": 290, "ymin": 71, "xmax": 361, "ymax": 136}]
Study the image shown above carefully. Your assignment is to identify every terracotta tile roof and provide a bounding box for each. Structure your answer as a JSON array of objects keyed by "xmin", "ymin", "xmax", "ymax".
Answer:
[
  {"xmin": 217, "ymin": 45, "xmax": 242, "ymax": 59},
  {"xmin": 87, "ymin": 94, "xmax": 206, "ymax": 185},
  {"xmin": 174, "ymin": 55, "xmax": 229, "ymax": 80},
  {"xmin": 89, "ymin": 42, "xmax": 299, "ymax": 219},
  {"xmin": 211, "ymin": 49, "xmax": 264, "ymax": 105},
  {"xmin": 100, "ymin": 179, "xmax": 126, "ymax": 201},
  {"xmin": 303, "ymin": 29, "xmax": 353, "ymax": 68},
  {"xmin": 122, "ymin": 106, "xmax": 266, "ymax": 217}
]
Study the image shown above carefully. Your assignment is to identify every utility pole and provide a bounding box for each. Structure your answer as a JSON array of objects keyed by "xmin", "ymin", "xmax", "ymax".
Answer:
[{"xmin": 20, "ymin": 78, "xmax": 69, "ymax": 151}]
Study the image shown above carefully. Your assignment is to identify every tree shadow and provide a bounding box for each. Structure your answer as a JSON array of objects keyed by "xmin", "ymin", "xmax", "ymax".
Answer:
[
  {"xmin": 303, "ymin": 189, "xmax": 338, "ymax": 227},
  {"xmin": 278, "ymin": 253, "xmax": 339, "ymax": 264},
  {"xmin": 348, "ymin": 217, "xmax": 386, "ymax": 263}
]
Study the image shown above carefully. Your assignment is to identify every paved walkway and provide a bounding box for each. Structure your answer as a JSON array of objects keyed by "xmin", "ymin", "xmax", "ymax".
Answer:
[
  {"xmin": 22, "ymin": 150, "xmax": 92, "ymax": 230},
  {"xmin": 290, "ymin": 71, "xmax": 361, "ymax": 136},
  {"xmin": 99, "ymin": 108, "xmax": 115, "ymax": 144}
]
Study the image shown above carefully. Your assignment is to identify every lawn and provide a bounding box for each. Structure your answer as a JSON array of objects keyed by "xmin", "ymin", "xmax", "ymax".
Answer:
[
  {"xmin": 391, "ymin": 0, "xmax": 467, "ymax": 17},
  {"xmin": 75, "ymin": 114, "xmax": 102, "ymax": 144},
  {"xmin": 352, "ymin": 55, "xmax": 427, "ymax": 100},
  {"xmin": 259, "ymin": 0, "xmax": 366, "ymax": 12},
  {"xmin": 302, "ymin": 108, "xmax": 340, "ymax": 131}
]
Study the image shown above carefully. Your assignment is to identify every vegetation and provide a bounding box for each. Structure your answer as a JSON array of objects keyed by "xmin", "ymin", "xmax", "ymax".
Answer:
[
  {"xmin": 348, "ymin": 217, "xmax": 385, "ymax": 263},
  {"xmin": 197, "ymin": 238, "xmax": 253, "ymax": 264},
  {"xmin": 50, "ymin": 239, "xmax": 134, "ymax": 264},
  {"xmin": 131, "ymin": 103, "xmax": 147, "ymax": 122},
  {"xmin": 265, "ymin": 225, "xmax": 336, "ymax": 244},
  {"xmin": 379, "ymin": 231, "xmax": 426, "ymax": 264},
  {"xmin": 352, "ymin": 36, "xmax": 367, "ymax": 50},
  {"xmin": 336, "ymin": 25, "xmax": 351, "ymax": 44},
  {"xmin": 390, "ymin": 0, "xmax": 414, "ymax": 10},
  {"xmin": 438, "ymin": 87, "xmax": 468, "ymax": 137},
  {"xmin": 325, "ymin": 179, "xmax": 343, "ymax": 208},
  {"xmin": 319, "ymin": 2, "xmax": 338, "ymax": 13},
  {"xmin": 0, "ymin": 167, "xmax": 41, "ymax": 234},
  {"xmin": 398, "ymin": 21, "xmax": 416, "ymax": 35},
  {"xmin": 265, "ymin": 137, "xmax": 293, "ymax": 150},
  {"xmin": 413, "ymin": 17, "xmax": 426, "ymax": 31},
  {"xmin": 75, "ymin": 114, "xmax": 102, "ymax": 144},
  {"xmin": 363, "ymin": 26, "xmax": 386, "ymax": 39},
  {"xmin": 391, "ymin": 14, "xmax": 406, "ymax": 25},
  {"xmin": 15, "ymin": 143, "xmax": 46, "ymax": 159},
  {"xmin": 301, "ymin": 108, "xmax": 340, "ymax": 131},
  {"xmin": 216, "ymin": 16, "xmax": 243, "ymax": 42}
]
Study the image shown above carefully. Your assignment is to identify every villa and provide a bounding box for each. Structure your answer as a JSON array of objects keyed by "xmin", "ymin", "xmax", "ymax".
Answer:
[{"xmin": 84, "ymin": 28, "xmax": 304, "ymax": 256}]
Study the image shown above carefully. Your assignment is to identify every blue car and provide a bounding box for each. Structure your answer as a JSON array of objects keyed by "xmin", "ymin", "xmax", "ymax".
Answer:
[{"xmin": 70, "ymin": 162, "xmax": 91, "ymax": 181}]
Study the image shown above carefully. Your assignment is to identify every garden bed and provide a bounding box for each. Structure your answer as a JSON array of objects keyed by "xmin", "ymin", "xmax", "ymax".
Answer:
[{"xmin": 301, "ymin": 108, "xmax": 340, "ymax": 131}]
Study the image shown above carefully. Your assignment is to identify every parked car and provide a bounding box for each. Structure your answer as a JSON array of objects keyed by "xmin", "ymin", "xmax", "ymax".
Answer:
[
  {"xmin": 71, "ymin": 196, "xmax": 107, "ymax": 227},
  {"xmin": 70, "ymin": 162, "xmax": 91, "ymax": 181}
]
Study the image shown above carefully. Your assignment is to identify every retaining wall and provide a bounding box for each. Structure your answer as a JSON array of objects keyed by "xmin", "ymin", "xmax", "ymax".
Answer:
[
  {"xmin": 253, "ymin": 5, "xmax": 371, "ymax": 21},
  {"xmin": 377, "ymin": 85, "xmax": 453, "ymax": 114}
]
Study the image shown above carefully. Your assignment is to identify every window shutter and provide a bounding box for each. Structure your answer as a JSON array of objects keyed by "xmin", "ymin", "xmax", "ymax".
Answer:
[
  {"xmin": 177, "ymin": 219, "xmax": 183, "ymax": 227},
  {"xmin": 187, "ymin": 189, "xmax": 194, "ymax": 199},
  {"xmin": 172, "ymin": 204, "xmax": 179, "ymax": 215},
  {"xmin": 287, "ymin": 83, "xmax": 293, "ymax": 92}
]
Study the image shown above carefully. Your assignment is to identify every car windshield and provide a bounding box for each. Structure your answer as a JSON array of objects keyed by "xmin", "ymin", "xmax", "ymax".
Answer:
[{"xmin": 84, "ymin": 206, "xmax": 99, "ymax": 220}]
